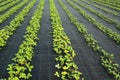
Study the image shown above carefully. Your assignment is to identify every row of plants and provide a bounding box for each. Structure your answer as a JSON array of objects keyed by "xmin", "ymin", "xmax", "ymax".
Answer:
[
  {"xmin": 117, "ymin": 25, "xmax": 120, "ymax": 29},
  {"xmin": 92, "ymin": 3, "xmax": 119, "ymax": 16},
  {"xmin": 0, "ymin": 0, "xmax": 3, "ymax": 3},
  {"xmin": 85, "ymin": 0, "xmax": 120, "ymax": 29},
  {"xmin": 66, "ymin": 0, "xmax": 120, "ymax": 44},
  {"xmin": 73, "ymin": 0, "xmax": 118, "ymax": 24},
  {"xmin": 0, "ymin": 0, "xmax": 20, "ymax": 12},
  {"xmin": 81, "ymin": 0, "xmax": 119, "ymax": 16},
  {"xmin": 90, "ymin": 0, "xmax": 120, "ymax": 12},
  {"xmin": 0, "ymin": 0, "xmax": 33, "ymax": 50},
  {"xmin": 50, "ymin": 0, "xmax": 84, "ymax": 79},
  {"xmin": 6, "ymin": 0, "xmax": 45, "ymax": 79},
  {"xmin": 93, "ymin": 0, "xmax": 120, "ymax": 8},
  {"xmin": 0, "ymin": 0, "xmax": 3, "ymax": 2},
  {"xmin": 0, "ymin": 0, "xmax": 28, "ymax": 23},
  {"xmin": 0, "ymin": 0, "xmax": 13, "ymax": 7},
  {"xmin": 59, "ymin": 0, "xmax": 120, "ymax": 79},
  {"xmin": 103, "ymin": 0, "xmax": 120, "ymax": 5},
  {"xmin": 81, "ymin": 0, "xmax": 91, "ymax": 5},
  {"xmin": 75, "ymin": 0, "xmax": 120, "ymax": 30}
]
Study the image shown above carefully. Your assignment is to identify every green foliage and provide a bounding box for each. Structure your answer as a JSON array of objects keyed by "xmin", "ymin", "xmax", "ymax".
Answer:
[
  {"xmin": 91, "ymin": 0, "xmax": 120, "ymax": 11},
  {"xmin": 73, "ymin": 0, "xmax": 118, "ymax": 24},
  {"xmin": 59, "ymin": 0, "xmax": 120, "ymax": 79},
  {"xmin": 0, "ymin": 0, "xmax": 20, "ymax": 12},
  {"xmin": 67, "ymin": 0, "xmax": 120, "ymax": 44},
  {"xmin": 117, "ymin": 24, "xmax": 120, "ymax": 29},
  {"xmin": 7, "ymin": 0, "xmax": 45, "ymax": 79},
  {"xmin": 92, "ymin": 3, "xmax": 118, "ymax": 16},
  {"xmin": 0, "ymin": 0, "xmax": 13, "ymax": 7},
  {"xmin": 50, "ymin": 0, "xmax": 83, "ymax": 79},
  {"xmin": 0, "ymin": 0, "xmax": 28, "ymax": 23},
  {"xmin": 0, "ymin": 0, "xmax": 31, "ymax": 50}
]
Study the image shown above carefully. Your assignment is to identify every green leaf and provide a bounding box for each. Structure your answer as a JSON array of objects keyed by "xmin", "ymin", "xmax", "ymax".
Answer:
[
  {"xmin": 19, "ymin": 73, "xmax": 26, "ymax": 79},
  {"xmin": 54, "ymin": 71, "xmax": 60, "ymax": 77}
]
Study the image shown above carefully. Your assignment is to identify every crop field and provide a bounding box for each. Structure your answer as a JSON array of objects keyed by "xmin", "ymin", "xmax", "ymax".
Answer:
[{"xmin": 0, "ymin": 0, "xmax": 120, "ymax": 80}]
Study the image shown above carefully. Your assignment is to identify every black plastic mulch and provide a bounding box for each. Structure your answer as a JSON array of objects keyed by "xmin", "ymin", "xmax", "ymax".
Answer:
[
  {"xmin": 79, "ymin": 0, "xmax": 120, "ymax": 24},
  {"xmin": 0, "ymin": 0, "xmax": 39, "ymax": 78},
  {"xmin": 0, "ymin": 0, "xmax": 22, "ymax": 15},
  {"xmin": 63, "ymin": 0, "xmax": 120, "ymax": 65},
  {"xmin": 54, "ymin": 0, "xmax": 114, "ymax": 80},
  {"xmin": 0, "ymin": 0, "xmax": 119, "ymax": 80},
  {"xmin": 77, "ymin": 0, "xmax": 120, "ymax": 34},
  {"xmin": 0, "ymin": 0, "xmax": 30, "ymax": 29},
  {"xmin": 31, "ymin": 0, "xmax": 57, "ymax": 80}
]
